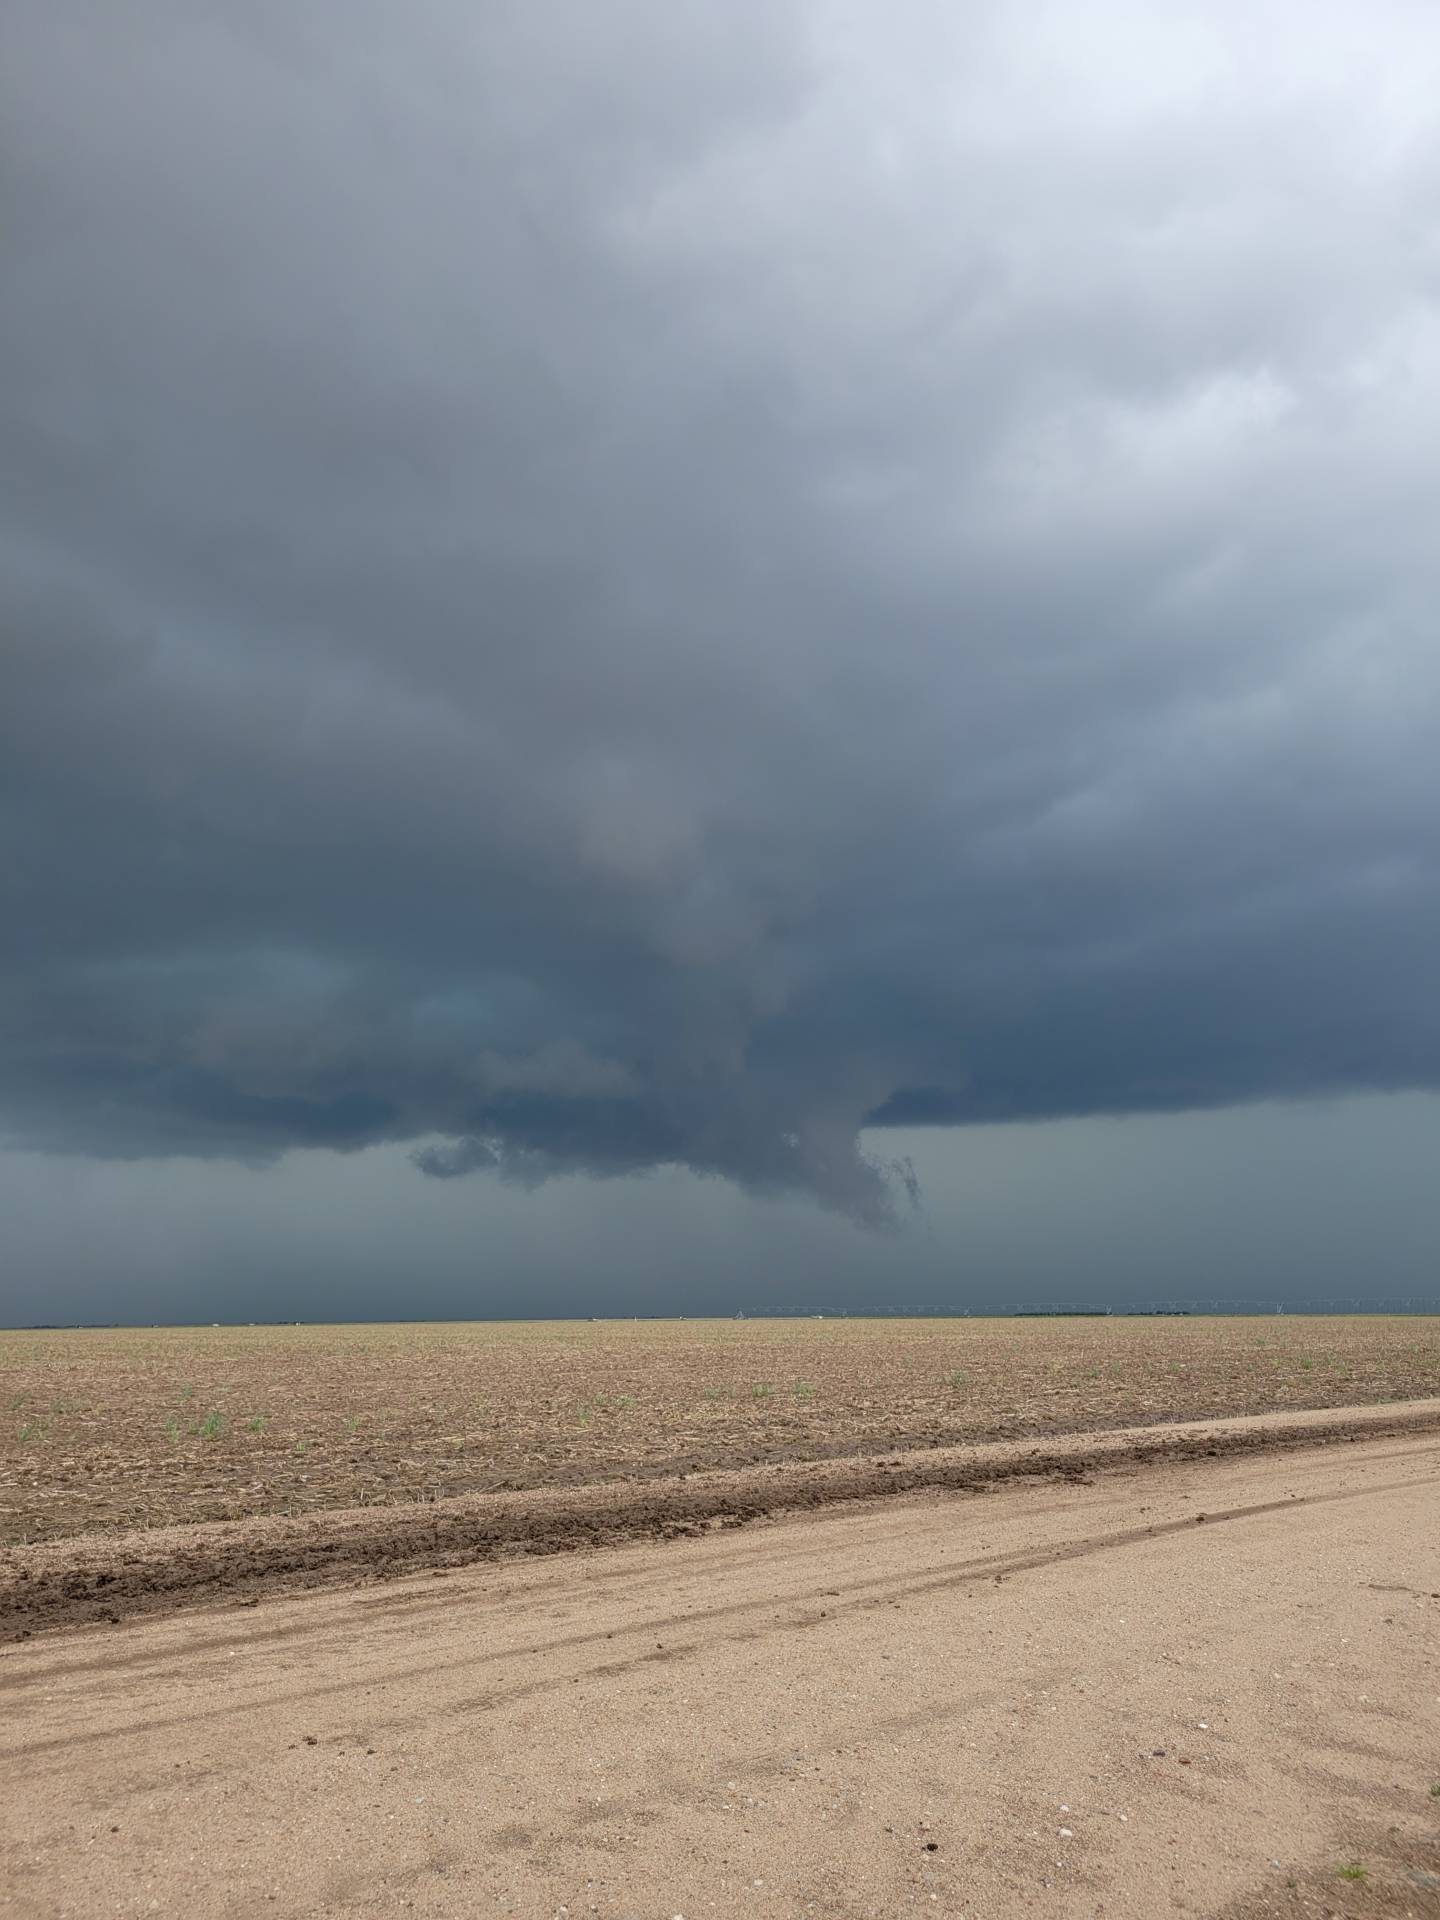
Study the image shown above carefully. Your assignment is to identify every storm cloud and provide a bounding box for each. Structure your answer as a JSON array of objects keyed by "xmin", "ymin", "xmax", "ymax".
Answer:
[{"xmin": 4, "ymin": 1, "xmax": 1439, "ymax": 1225}]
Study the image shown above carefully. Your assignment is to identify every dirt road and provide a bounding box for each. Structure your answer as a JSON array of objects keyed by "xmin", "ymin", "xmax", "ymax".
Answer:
[{"xmin": 3, "ymin": 1421, "xmax": 1438, "ymax": 1918}]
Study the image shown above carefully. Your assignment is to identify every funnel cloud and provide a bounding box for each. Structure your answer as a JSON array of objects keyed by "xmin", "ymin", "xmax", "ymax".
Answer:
[{"xmin": 4, "ymin": 3, "xmax": 1439, "ymax": 1228}]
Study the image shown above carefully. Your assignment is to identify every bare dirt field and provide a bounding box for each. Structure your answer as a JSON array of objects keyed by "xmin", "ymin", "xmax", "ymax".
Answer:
[
  {"xmin": 3, "ymin": 1315, "xmax": 1438, "ymax": 1545},
  {"xmin": 3, "ymin": 1418, "xmax": 1437, "ymax": 1919}
]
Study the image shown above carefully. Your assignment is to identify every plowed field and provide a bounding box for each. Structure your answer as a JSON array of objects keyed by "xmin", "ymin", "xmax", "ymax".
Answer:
[{"xmin": 2, "ymin": 1314, "xmax": 1437, "ymax": 1545}]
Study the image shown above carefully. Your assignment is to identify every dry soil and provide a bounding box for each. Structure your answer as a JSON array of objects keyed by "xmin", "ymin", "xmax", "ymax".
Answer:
[{"xmin": 2, "ymin": 1411, "xmax": 1437, "ymax": 1919}]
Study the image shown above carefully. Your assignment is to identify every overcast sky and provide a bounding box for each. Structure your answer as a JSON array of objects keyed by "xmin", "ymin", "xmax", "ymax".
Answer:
[{"xmin": 4, "ymin": 3, "xmax": 1439, "ymax": 1322}]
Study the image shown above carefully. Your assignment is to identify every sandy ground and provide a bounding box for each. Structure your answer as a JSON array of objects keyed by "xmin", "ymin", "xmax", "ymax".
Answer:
[{"xmin": 2, "ymin": 1420, "xmax": 1438, "ymax": 1918}]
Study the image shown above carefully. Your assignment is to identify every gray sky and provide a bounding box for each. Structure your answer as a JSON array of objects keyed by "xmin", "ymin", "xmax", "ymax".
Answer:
[{"xmin": 4, "ymin": 3, "xmax": 1439, "ymax": 1320}]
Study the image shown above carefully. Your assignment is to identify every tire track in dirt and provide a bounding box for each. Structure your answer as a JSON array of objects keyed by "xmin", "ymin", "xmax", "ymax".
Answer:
[{"xmin": 10, "ymin": 1458, "xmax": 1439, "ymax": 1766}]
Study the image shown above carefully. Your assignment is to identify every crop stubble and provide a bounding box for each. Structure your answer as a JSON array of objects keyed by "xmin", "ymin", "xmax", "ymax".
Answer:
[{"xmin": 2, "ymin": 1314, "xmax": 1437, "ymax": 1546}]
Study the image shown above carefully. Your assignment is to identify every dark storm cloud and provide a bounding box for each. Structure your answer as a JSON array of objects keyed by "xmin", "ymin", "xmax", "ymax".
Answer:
[{"xmin": 3, "ymin": 1, "xmax": 1439, "ymax": 1223}]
